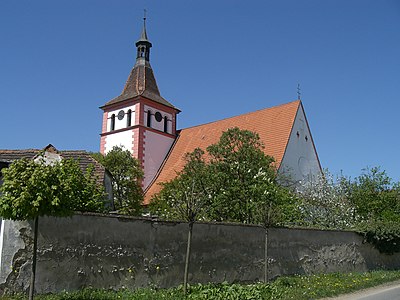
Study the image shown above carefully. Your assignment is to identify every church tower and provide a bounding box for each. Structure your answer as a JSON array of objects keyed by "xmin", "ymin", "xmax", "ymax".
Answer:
[{"xmin": 100, "ymin": 17, "xmax": 180, "ymax": 189}]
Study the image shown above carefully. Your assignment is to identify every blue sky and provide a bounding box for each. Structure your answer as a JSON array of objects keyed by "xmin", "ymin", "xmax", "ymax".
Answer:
[{"xmin": 1, "ymin": 1, "xmax": 399, "ymax": 181}]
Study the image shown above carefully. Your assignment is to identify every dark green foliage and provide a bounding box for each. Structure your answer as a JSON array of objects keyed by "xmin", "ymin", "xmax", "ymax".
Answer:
[
  {"xmin": 349, "ymin": 167, "xmax": 400, "ymax": 222},
  {"xmin": 359, "ymin": 220, "xmax": 400, "ymax": 254},
  {"xmin": 348, "ymin": 167, "xmax": 400, "ymax": 253},
  {"xmin": 93, "ymin": 146, "xmax": 143, "ymax": 215},
  {"xmin": 0, "ymin": 158, "xmax": 105, "ymax": 220}
]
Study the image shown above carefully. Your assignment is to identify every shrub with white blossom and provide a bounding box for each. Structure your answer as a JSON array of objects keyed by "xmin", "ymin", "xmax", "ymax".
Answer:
[{"xmin": 297, "ymin": 170, "xmax": 358, "ymax": 230}]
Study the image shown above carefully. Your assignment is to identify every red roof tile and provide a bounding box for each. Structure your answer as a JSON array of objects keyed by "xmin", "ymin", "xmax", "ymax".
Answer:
[{"xmin": 144, "ymin": 100, "xmax": 301, "ymax": 204}]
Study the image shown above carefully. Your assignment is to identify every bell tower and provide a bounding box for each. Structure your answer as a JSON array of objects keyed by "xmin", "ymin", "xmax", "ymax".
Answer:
[{"xmin": 100, "ymin": 16, "xmax": 180, "ymax": 189}]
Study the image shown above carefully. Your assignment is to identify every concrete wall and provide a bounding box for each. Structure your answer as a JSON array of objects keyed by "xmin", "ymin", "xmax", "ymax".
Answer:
[{"xmin": 1, "ymin": 213, "xmax": 399, "ymax": 295}]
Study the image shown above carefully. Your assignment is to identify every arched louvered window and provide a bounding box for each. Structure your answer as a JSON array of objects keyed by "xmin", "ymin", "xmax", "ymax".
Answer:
[
  {"xmin": 127, "ymin": 109, "xmax": 132, "ymax": 127},
  {"xmin": 147, "ymin": 110, "xmax": 152, "ymax": 128},
  {"xmin": 110, "ymin": 114, "xmax": 115, "ymax": 131},
  {"xmin": 164, "ymin": 116, "xmax": 168, "ymax": 133}
]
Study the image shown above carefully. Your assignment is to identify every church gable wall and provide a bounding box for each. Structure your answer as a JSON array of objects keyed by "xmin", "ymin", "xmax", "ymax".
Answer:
[{"xmin": 279, "ymin": 105, "xmax": 321, "ymax": 184}]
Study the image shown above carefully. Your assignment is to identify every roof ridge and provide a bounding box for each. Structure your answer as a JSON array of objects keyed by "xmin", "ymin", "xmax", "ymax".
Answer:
[
  {"xmin": 60, "ymin": 150, "xmax": 88, "ymax": 153},
  {"xmin": 180, "ymin": 100, "xmax": 301, "ymax": 131},
  {"xmin": 0, "ymin": 149, "xmax": 40, "ymax": 152}
]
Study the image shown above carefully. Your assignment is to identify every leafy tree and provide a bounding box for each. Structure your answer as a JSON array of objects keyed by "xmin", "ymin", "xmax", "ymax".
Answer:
[
  {"xmin": 0, "ymin": 158, "xmax": 105, "ymax": 299},
  {"xmin": 249, "ymin": 168, "xmax": 299, "ymax": 282},
  {"xmin": 349, "ymin": 167, "xmax": 400, "ymax": 222},
  {"xmin": 150, "ymin": 148, "xmax": 210, "ymax": 295},
  {"xmin": 296, "ymin": 170, "xmax": 357, "ymax": 230},
  {"xmin": 152, "ymin": 128, "xmax": 295, "ymax": 284},
  {"xmin": 93, "ymin": 146, "xmax": 144, "ymax": 215},
  {"xmin": 348, "ymin": 167, "xmax": 400, "ymax": 253},
  {"xmin": 206, "ymin": 127, "xmax": 277, "ymax": 223}
]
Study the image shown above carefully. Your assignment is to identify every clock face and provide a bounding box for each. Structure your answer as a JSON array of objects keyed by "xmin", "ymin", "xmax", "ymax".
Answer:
[
  {"xmin": 155, "ymin": 111, "xmax": 162, "ymax": 122},
  {"xmin": 117, "ymin": 110, "xmax": 125, "ymax": 120}
]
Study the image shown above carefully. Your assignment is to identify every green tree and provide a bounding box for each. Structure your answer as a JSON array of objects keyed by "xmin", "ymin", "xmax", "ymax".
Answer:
[
  {"xmin": 250, "ymin": 168, "xmax": 299, "ymax": 282},
  {"xmin": 0, "ymin": 158, "xmax": 105, "ymax": 299},
  {"xmin": 152, "ymin": 127, "xmax": 289, "ymax": 225},
  {"xmin": 206, "ymin": 127, "xmax": 277, "ymax": 223},
  {"xmin": 349, "ymin": 167, "xmax": 400, "ymax": 222},
  {"xmin": 152, "ymin": 128, "xmax": 295, "ymax": 284},
  {"xmin": 150, "ymin": 148, "xmax": 210, "ymax": 295},
  {"xmin": 348, "ymin": 167, "xmax": 400, "ymax": 253},
  {"xmin": 93, "ymin": 146, "xmax": 144, "ymax": 215}
]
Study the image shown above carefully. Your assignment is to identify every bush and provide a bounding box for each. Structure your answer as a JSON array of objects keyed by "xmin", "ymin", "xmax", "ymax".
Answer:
[{"xmin": 358, "ymin": 220, "xmax": 400, "ymax": 254}]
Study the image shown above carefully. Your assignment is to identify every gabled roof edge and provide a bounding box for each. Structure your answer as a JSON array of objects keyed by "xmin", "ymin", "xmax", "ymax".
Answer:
[
  {"xmin": 299, "ymin": 101, "xmax": 323, "ymax": 173},
  {"xmin": 276, "ymin": 101, "xmax": 302, "ymax": 173}
]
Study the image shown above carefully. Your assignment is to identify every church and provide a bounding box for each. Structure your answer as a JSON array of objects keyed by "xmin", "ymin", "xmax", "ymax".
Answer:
[{"xmin": 99, "ymin": 18, "xmax": 322, "ymax": 204}]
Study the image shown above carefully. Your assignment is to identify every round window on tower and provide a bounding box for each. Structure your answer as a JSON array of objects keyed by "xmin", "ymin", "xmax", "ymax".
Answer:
[
  {"xmin": 155, "ymin": 112, "xmax": 163, "ymax": 122},
  {"xmin": 117, "ymin": 110, "xmax": 125, "ymax": 120}
]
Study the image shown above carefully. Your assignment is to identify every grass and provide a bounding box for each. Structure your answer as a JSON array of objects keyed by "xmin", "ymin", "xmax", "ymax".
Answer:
[{"xmin": 3, "ymin": 270, "xmax": 400, "ymax": 300}]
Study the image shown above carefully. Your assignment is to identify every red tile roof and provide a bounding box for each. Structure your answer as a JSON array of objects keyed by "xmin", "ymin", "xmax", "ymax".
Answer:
[{"xmin": 144, "ymin": 100, "xmax": 301, "ymax": 204}]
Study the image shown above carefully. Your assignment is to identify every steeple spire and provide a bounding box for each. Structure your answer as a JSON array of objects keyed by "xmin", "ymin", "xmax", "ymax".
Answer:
[
  {"xmin": 140, "ymin": 9, "xmax": 149, "ymax": 41},
  {"xmin": 135, "ymin": 10, "xmax": 152, "ymax": 63},
  {"xmin": 102, "ymin": 13, "xmax": 178, "ymax": 110}
]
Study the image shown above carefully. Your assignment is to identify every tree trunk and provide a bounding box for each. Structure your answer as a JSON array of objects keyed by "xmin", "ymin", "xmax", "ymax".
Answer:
[
  {"xmin": 183, "ymin": 221, "xmax": 194, "ymax": 295},
  {"xmin": 29, "ymin": 216, "xmax": 39, "ymax": 300},
  {"xmin": 264, "ymin": 227, "xmax": 268, "ymax": 283}
]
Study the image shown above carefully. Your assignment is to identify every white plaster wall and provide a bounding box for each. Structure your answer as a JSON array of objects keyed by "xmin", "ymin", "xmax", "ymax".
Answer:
[
  {"xmin": 279, "ymin": 105, "xmax": 321, "ymax": 184},
  {"xmin": 34, "ymin": 151, "xmax": 62, "ymax": 165},
  {"xmin": 144, "ymin": 105, "xmax": 172, "ymax": 133},
  {"xmin": 104, "ymin": 130, "xmax": 134, "ymax": 154},
  {"xmin": 143, "ymin": 130, "xmax": 175, "ymax": 189},
  {"xmin": 107, "ymin": 104, "xmax": 137, "ymax": 132}
]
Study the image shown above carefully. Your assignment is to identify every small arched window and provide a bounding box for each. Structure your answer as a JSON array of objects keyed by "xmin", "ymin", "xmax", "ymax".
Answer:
[
  {"xmin": 147, "ymin": 110, "xmax": 152, "ymax": 128},
  {"xmin": 164, "ymin": 116, "xmax": 168, "ymax": 133},
  {"xmin": 127, "ymin": 109, "xmax": 132, "ymax": 127},
  {"xmin": 110, "ymin": 114, "xmax": 115, "ymax": 131}
]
